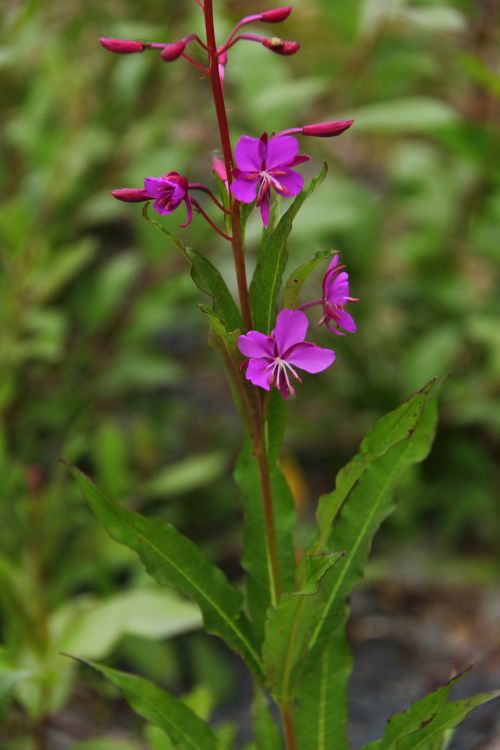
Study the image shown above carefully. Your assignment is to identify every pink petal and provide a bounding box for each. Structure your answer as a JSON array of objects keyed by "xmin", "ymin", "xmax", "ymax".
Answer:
[
  {"xmin": 259, "ymin": 193, "xmax": 270, "ymax": 227},
  {"xmin": 286, "ymin": 342, "xmax": 335, "ymax": 373},
  {"xmin": 273, "ymin": 168, "xmax": 303, "ymax": 197},
  {"xmin": 180, "ymin": 198, "xmax": 193, "ymax": 228},
  {"xmin": 266, "ymin": 135, "xmax": 299, "ymax": 169},
  {"xmin": 335, "ymin": 308, "xmax": 357, "ymax": 333},
  {"xmin": 272, "ymin": 309, "xmax": 308, "ymax": 354},
  {"xmin": 245, "ymin": 358, "xmax": 272, "ymax": 390},
  {"xmin": 231, "ymin": 175, "xmax": 259, "ymax": 203},
  {"xmin": 327, "ymin": 254, "xmax": 341, "ymax": 272},
  {"xmin": 234, "ymin": 136, "xmax": 265, "ymax": 171},
  {"xmin": 238, "ymin": 331, "xmax": 274, "ymax": 358},
  {"xmin": 144, "ymin": 177, "xmax": 164, "ymax": 198}
]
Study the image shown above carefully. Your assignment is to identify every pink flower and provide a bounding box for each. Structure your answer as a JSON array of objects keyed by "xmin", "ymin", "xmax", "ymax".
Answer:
[
  {"xmin": 143, "ymin": 172, "xmax": 193, "ymax": 225},
  {"xmin": 231, "ymin": 134, "xmax": 309, "ymax": 226},
  {"xmin": 238, "ymin": 309, "xmax": 335, "ymax": 399},
  {"xmin": 320, "ymin": 255, "xmax": 358, "ymax": 335}
]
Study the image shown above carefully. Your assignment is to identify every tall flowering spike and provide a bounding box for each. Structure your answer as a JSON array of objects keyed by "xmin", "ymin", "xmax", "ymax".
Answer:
[
  {"xmin": 262, "ymin": 37, "xmax": 300, "ymax": 55},
  {"xmin": 238, "ymin": 309, "xmax": 335, "ymax": 400},
  {"xmin": 320, "ymin": 255, "xmax": 358, "ymax": 335},
  {"xmin": 231, "ymin": 134, "xmax": 309, "ymax": 226},
  {"xmin": 160, "ymin": 40, "xmax": 186, "ymax": 62},
  {"xmin": 302, "ymin": 119, "xmax": 354, "ymax": 137},
  {"xmin": 261, "ymin": 6, "xmax": 293, "ymax": 22},
  {"xmin": 100, "ymin": 37, "xmax": 146, "ymax": 54}
]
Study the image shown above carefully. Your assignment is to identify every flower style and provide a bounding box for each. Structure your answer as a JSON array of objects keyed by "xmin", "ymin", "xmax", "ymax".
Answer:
[
  {"xmin": 238, "ymin": 309, "xmax": 335, "ymax": 399},
  {"xmin": 319, "ymin": 255, "xmax": 358, "ymax": 335},
  {"xmin": 231, "ymin": 134, "xmax": 309, "ymax": 226}
]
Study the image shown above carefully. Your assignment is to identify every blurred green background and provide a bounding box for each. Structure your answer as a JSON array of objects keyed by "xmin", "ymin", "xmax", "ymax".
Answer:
[{"xmin": 1, "ymin": 0, "xmax": 499, "ymax": 747}]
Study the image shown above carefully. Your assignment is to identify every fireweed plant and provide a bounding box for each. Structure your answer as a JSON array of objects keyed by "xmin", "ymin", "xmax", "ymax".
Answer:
[{"xmin": 69, "ymin": 3, "xmax": 500, "ymax": 749}]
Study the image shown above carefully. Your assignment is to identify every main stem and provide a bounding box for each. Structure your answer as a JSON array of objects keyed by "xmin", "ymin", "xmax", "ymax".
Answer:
[{"xmin": 203, "ymin": 0, "xmax": 252, "ymax": 331}]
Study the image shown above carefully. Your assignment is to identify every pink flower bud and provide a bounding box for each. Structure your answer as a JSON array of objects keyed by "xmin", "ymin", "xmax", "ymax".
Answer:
[
  {"xmin": 302, "ymin": 120, "xmax": 354, "ymax": 138},
  {"xmin": 160, "ymin": 40, "xmax": 186, "ymax": 62},
  {"xmin": 100, "ymin": 37, "xmax": 145, "ymax": 54},
  {"xmin": 212, "ymin": 157, "xmax": 228, "ymax": 183},
  {"xmin": 261, "ymin": 6, "xmax": 293, "ymax": 23},
  {"xmin": 262, "ymin": 37, "xmax": 300, "ymax": 55},
  {"xmin": 111, "ymin": 188, "xmax": 150, "ymax": 203}
]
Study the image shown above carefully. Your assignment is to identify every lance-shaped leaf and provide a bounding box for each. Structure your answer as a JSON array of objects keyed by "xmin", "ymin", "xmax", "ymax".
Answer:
[
  {"xmin": 283, "ymin": 249, "xmax": 334, "ymax": 310},
  {"xmin": 250, "ymin": 164, "xmax": 328, "ymax": 333},
  {"xmin": 262, "ymin": 553, "xmax": 343, "ymax": 702},
  {"xmin": 235, "ymin": 441, "xmax": 296, "ymax": 637},
  {"xmin": 305, "ymin": 394, "xmax": 438, "ymax": 669},
  {"xmin": 311, "ymin": 379, "xmax": 438, "ymax": 555},
  {"xmin": 187, "ymin": 248, "xmax": 243, "ymax": 332},
  {"xmin": 296, "ymin": 625, "xmax": 352, "ymax": 750},
  {"xmin": 69, "ymin": 466, "xmax": 264, "ymax": 680},
  {"xmin": 80, "ymin": 660, "xmax": 218, "ymax": 750},
  {"xmin": 252, "ymin": 688, "xmax": 283, "ymax": 750},
  {"xmin": 265, "ymin": 390, "xmax": 286, "ymax": 465}
]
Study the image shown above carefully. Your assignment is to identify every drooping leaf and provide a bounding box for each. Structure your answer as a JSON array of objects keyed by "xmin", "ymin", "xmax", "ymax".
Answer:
[
  {"xmin": 81, "ymin": 661, "xmax": 219, "ymax": 750},
  {"xmin": 69, "ymin": 466, "xmax": 264, "ymax": 680},
  {"xmin": 235, "ymin": 441, "xmax": 296, "ymax": 637},
  {"xmin": 296, "ymin": 625, "xmax": 352, "ymax": 750},
  {"xmin": 187, "ymin": 247, "xmax": 243, "ymax": 331},
  {"xmin": 304, "ymin": 393, "xmax": 438, "ymax": 669},
  {"xmin": 312, "ymin": 379, "xmax": 438, "ymax": 554},
  {"xmin": 249, "ymin": 164, "xmax": 328, "ymax": 333},
  {"xmin": 252, "ymin": 688, "xmax": 283, "ymax": 750},
  {"xmin": 262, "ymin": 552, "xmax": 343, "ymax": 702},
  {"xmin": 283, "ymin": 249, "xmax": 334, "ymax": 310}
]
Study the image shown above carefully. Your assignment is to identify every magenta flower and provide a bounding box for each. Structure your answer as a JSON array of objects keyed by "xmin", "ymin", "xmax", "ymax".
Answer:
[
  {"xmin": 238, "ymin": 309, "xmax": 335, "ymax": 399},
  {"xmin": 231, "ymin": 134, "xmax": 308, "ymax": 226},
  {"xmin": 320, "ymin": 255, "xmax": 358, "ymax": 335},
  {"xmin": 143, "ymin": 172, "xmax": 192, "ymax": 225}
]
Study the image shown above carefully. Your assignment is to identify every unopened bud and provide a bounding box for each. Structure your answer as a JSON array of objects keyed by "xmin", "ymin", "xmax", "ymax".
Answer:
[
  {"xmin": 302, "ymin": 120, "xmax": 354, "ymax": 138},
  {"xmin": 261, "ymin": 6, "xmax": 293, "ymax": 23},
  {"xmin": 112, "ymin": 188, "xmax": 150, "ymax": 203},
  {"xmin": 160, "ymin": 40, "xmax": 186, "ymax": 62},
  {"xmin": 100, "ymin": 37, "xmax": 145, "ymax": 54},
  {"xmin": 212, "ymin": 157, "xmax": 228, "ymax": 183},
  {"xmin": 263, "ymin": 37, "xmax": 300, "ymax": 55}
]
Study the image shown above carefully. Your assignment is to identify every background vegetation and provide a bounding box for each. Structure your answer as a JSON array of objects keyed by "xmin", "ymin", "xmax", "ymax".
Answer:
[{"xmin": 0, "ymin": 0, "xmax": 499, "ymax": 747}]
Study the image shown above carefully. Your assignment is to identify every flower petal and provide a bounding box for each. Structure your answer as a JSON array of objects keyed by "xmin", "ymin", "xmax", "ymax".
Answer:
[
  {"xmin": 266, "ymin": 135, "xmax": 299, "ymax": 169},
  {"xmin": 272, "ymin": 309, "xmax": 308, "ymax": 355},
  {"xmin": 335, "ymin": 308, "xmax": 357, "ymax": 333},
  {"xmin": 273, "ymin": 168, "xmax": 303, "ymax": 197},
  {"xmin": 245, "ymin": 358, "xmax": 272, "ymax": 390},
  {"xmin": 180, "ymin": 198, "xmax": 193, "ymax": 228},
  {"xmin": 231, "ymin": 174, "xmax": 259, "ymax": 203},
  {"xmin": 286, "ymin": 342, "xmax": 335, "ymax": 373},
  {"xmin": 259, "ymin": 193, "xmax": 271, "ymax": 227},
  {"xmin": 238, "ymin": 331, "xmax": 274, "ymax": 358},
  {"xmin": 234, "ymin": 136, "xmax": 265, "ymax": 171},
  {"xmin": 144, "ymin": 177, "xmax": 165, "ymax": 198}
]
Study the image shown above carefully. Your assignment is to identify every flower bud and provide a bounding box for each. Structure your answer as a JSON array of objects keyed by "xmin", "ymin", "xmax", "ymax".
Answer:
[
  {"xmin": 262, "ymin": 37, "xmax": 300, "ymax": 55},
  {"xmin": 100, "ymin": 37, "xmax": 145, "ymax": 54},
  {"xmin": 261, "ymin": 6, "xmax": 293, "ymax": 23},
  {"xmin": 111, "ymin": 188, "xmax": 150, "ymax": 203},
  {"xmin": 160, "ymin": 40, "xmax": 186, "ymax": 62},
  {"xmin": 302, "ymin": 119, "xmax": 354, "ymax": 137},
  {"xmin": 212, "ymin": 157, "xmax": 228, "ymax": 183}
]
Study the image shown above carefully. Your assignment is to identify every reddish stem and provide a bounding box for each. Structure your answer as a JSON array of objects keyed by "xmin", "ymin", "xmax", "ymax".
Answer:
[{"xmin": 191, "ymin": 198, "xmax": 232, "ymax": 240}]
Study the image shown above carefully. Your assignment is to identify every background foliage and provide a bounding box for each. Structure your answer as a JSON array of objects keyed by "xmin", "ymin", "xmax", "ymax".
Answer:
[{"xmin": 0, "ymin": 0, "xmax": 499, "ymax": 747}]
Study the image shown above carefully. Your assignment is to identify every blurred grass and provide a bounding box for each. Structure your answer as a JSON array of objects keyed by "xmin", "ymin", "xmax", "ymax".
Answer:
[{"xmin": 0, "ymin": 0, "xmax": 499, "ymax": 744}]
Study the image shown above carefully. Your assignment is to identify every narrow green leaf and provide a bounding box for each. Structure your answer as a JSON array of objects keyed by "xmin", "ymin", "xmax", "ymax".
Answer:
[
  {"xmin": 283, "ymin": 249, "xmax": 334, "ymax": 309},
  {"xmin": 312, "ymin": 379, "xmax": 438, "ymax": 554},
  {"xmin": 235, "ymin": 441, "xmax": 296, "ymax": 637},
  {"xmin": 305, "ymin": 395, "xmax": 438, "ymax": 668},
  {"xmin": 250, "ymin": 164, "xmax": 328, "ymax": 333},
  {"xmin": 262, "ymin": 553, "xmax": 343, "ymax": 702},
  {"xmin": 296, "ymin": 626, "xmax": 352, "ymax": 750},
  {"xmin": 252, "ymin": 688, "xmax": 283, "ymax": 750},
  {"xmin": 265, "ymin": 390, "xmax": 286, "ymax": 464},
  {"xmin": 187, "ymin": 248, "xmax": 243, "ymax": 331},
  {"xmin": 81, "ymin": 661, "xmax": 218, "ymax": 750},
  {"xmin": 68, "ymin": 466, "xmax": 264, "ymax": 680}
]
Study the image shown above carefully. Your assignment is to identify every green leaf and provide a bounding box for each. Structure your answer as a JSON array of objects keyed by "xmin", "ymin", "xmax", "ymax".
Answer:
[
  {"xmin": 262, "ymin": 552, "xmax": 343, "ymax": 702},
  {"xmin": 252, "ymin": 688, "xmax": 283, "ymax": 750},
  {"xmin": 283, "ymin": 249, "xmax": 334, "ymax": 309},
  {"xmin": 234, "ymin": 441, "xmax": 296, "ymax": 637},
  {"xmin": 296, "ymin": 626, "xmax": 352, "ymax": 750},
  {"xmin": 68, "ymin": 466, "xmax": 264, "ymax": 680},
  {"xmin": 145, "ymin": 724, "xmax": 175, "ymax": 750},
  {"xmin": 265, "ymin": 390, "xmax": 286, "ymax": 464},
  {"xmin": 187, "ymin": 247, "xmax": 243, "ymax": 331},
  {"xmin": 305, "ymin": 393, "xmax": 438, "ymax": 668},
  {"xmin": 312, "ymin": 379, "xmax": 438, "ymax": 554},
  {"xmin": 81, "ymin": 661, "xmax": 219, "ymax": 750},
  {"xmin": 249, "ymin": 164, "xmax": 328, "ymax": 333},
  {"xmin": 144, "ymin": 452, "xmax": 226, "ymax": 499}
]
